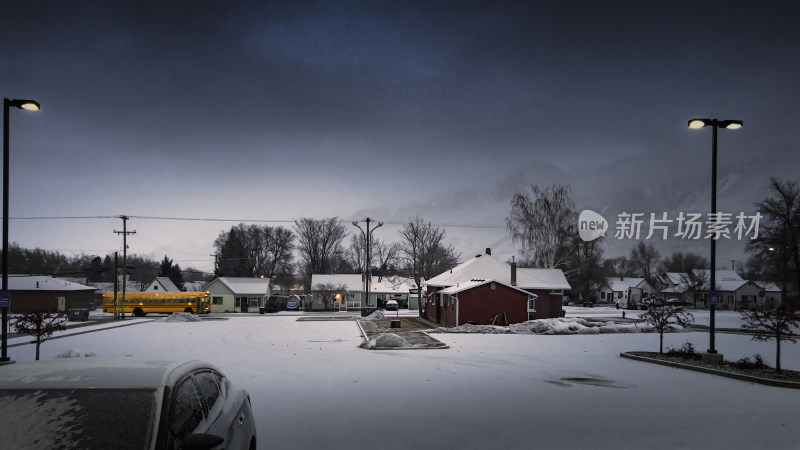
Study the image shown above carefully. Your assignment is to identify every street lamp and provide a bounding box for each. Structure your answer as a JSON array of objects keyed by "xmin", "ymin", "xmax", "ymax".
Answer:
[
  {"xmin": 688, "ymin": 117, "xmax": 742, "ymax": 362},
  {"xmin": 2, "ymin": 98, "xmax": 40, "ymax": 363},
  {"xmin": 351, "ymin": 218, "xmax": 383, "ymax": 310}
]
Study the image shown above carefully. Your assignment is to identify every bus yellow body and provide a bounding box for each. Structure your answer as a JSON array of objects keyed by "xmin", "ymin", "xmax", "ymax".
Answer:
[{"xmin": 102, "ymin": 292, "xmax": 211, "ymax": 316}]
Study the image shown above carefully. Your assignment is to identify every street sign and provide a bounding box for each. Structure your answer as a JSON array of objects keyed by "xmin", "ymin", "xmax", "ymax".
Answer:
[
  {"xmin": 709, "ymin": 290, "xmax": 719, "ymax": 307},
  {"xmin": 0, "ymin": 291, "xmax": 10, "ymax": 309}
]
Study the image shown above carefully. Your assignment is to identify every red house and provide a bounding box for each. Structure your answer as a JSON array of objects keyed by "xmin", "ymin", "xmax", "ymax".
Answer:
[{"xmin": 424, "ymin": 249, "xmax": 570, "ymax": 326}]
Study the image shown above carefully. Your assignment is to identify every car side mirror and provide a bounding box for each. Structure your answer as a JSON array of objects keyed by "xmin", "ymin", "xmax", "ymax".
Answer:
[{"xmin": 179, "ymin": 433, "xmax": 225, "ymax": 450}]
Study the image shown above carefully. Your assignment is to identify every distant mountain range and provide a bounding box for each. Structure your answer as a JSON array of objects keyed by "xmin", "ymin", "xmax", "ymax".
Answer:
[{"xmin": 352, "ymin": 145, "xmax": 798, "ymax": 270}]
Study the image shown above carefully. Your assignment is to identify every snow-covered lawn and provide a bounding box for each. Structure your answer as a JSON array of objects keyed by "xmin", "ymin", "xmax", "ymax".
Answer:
[{"xmin": 5, "ymin": 314, "xmax": 800, "ymax": 449}]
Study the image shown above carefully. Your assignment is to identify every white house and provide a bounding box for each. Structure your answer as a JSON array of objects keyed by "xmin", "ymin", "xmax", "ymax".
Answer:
[
  {"xmin": 204, "ymin": 277, "xmax": 271, "ymax": 313},
  {"xmin": 596, "ymin": 277, "xmax": 653, "ymax": 307},
  {"xmin": 142, "ymin": 277, "xmax": 181, "ymax": 293},
  {"xmin": 309, "ymin": 274, "xmax": 418, "ymax": 310}
]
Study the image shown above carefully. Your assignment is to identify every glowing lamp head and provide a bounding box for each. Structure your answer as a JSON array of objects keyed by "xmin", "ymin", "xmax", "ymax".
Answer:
[{"xmin": 688, "ymin": 119, "xmax": 707, "ymax": 129}]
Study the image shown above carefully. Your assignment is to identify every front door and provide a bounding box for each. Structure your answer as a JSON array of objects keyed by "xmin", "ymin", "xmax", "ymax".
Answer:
[{"xmin": 240, "ymin": 297, "xmax": 248, "ymax": 313}]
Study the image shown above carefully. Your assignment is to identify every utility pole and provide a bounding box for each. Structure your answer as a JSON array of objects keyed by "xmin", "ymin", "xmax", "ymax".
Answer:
[{"xmin": 114, "ymin": 216, "xmax": 135, "ymax": 320}]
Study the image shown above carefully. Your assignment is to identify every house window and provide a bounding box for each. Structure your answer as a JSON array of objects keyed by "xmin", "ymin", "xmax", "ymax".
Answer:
[
  {"xmin": 235, "ymin": 298, "xmax": 241, "ymax": 308},
  {"xmin": 601, "ymin": 292, "xmax": 606, "ymax": 299},
  {"xmin": 550, "ymin": 289, "xmax": 563, "ymax": 295},
  {"xmin": 491, "ymin": 282, "xmax": 496, "ymax": 290},
  {"xmin": 212, "ymin": 296, "xmax": 223, "ymax": 305},
  {"xmin": 528, "ymin": 296, "xmax": 536, "ymax": 311},
  {"xmin": 153, "ymin": 285, "xmax": 158, "ymax": 290}
]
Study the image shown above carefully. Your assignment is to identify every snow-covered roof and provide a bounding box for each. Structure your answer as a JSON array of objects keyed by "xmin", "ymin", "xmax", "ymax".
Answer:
[
  {"xmin": 439, "ymin": 279, "xmax": 538, "ymax": 297},
  {"xmin": 147, "ymin": 277, "xmax": 180, "ymax": 292},
  {"xmin": 423, "ymin": 253, "xmax": 570, "ymax": 290},
  {"xmin": 603, "ymin": 277, "xmax": 645, "ymax": 292},
  {"xmin": 209, "ymin": 277, "xmax": 270, "ymax": 295},
  {"xmin": 8, "ymin": 275, "xmax": 95, "ymax": 292},
  {"xmin": 661, "ymin": 272, "xmax": 688, "ymax": 286},
  {"xmin": 692, "ymin": 269, "xmax": 743, "ymax": 282},
  {"xmin": 183, "ymin": 281, "xmax": 207, "ymax": 292},
  {"xmin": 755, "ymin": 281, "xmax": 781, "ymax": 292}
]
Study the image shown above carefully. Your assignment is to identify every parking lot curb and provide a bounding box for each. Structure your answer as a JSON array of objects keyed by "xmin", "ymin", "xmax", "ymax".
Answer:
[{"xmin": 620, "ymin": 352, "xmax": 800, "ymax": 389}]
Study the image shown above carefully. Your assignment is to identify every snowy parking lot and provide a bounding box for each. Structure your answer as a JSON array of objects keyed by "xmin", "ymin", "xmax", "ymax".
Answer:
[{"xmin": 4, "ymin": 311, "xmax": 800, "ymax": 449}]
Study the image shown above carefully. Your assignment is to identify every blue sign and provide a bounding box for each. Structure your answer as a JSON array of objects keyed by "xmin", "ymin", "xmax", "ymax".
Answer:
[
  {"xmin": 0, "ymin": 291, "xmax": 10, "ymax": 309},
  {"xmin": 709, "ymin": 290, "xmax": 719, "ymax": 307}
]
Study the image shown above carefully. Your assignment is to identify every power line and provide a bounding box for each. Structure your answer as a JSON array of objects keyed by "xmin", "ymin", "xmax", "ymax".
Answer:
[{"xmin": 3, "ymin": 214, "xmax": 508, "ymax": 230}]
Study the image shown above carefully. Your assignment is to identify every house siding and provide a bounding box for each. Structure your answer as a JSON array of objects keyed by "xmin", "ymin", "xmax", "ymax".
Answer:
[
  {"xmin": 9, "ymin": 290, "xmax": 97, "ymax": 314},
  {"xmin": 427, "ymin": 284, "xmax": 562, "ymax": 326}
]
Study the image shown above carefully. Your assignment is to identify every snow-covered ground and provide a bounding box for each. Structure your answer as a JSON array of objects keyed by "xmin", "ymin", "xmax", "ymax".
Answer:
[{"xmin": 4, "ymin": 312, "xmax": 800, "ymax": 450}]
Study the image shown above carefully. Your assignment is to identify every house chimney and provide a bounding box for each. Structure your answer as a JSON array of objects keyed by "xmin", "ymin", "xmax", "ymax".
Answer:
[
  {"xmin": 485, "ymin": 248, "xmax": 491, "ymax": 256},
  {"xmin": 511, "ymin": 261, "xmax": 517, "ymax": 286}
]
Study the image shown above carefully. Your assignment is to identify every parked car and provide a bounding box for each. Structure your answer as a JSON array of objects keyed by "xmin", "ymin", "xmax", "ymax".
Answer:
[
  {"xmin": 385, "ymin": 299, "xmax": 398, "ymax": 311},
  {"xmin": 286, "ymin": 300, "xmax": 300, "ymax": 311},
  {"xmin": 666, "ymin": 298, "xmax": 685, "ymax": 310},
  {"xmin": 0, "ymin": 358, "xmax": 257, "ymax": 450}
]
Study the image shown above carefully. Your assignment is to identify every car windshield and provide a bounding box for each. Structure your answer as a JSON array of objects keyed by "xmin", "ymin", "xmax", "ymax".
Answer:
[{"xmin": 0, "ymin": 388, "xmax": 159, "ymax": 450}]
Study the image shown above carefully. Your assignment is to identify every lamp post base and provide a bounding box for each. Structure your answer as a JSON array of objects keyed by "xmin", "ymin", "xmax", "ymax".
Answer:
[
  {"xmin": 702, "ymin": 352, "xmax": 724, "ymax": 365},
  {"xmin": 0, "ymin": 358, "xmax": 16, "ymax": 366}
]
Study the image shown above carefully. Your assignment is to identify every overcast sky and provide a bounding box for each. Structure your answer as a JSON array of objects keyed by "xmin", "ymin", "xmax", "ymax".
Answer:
[{"xmin": 2, "ymin": 1, "xmax": 799, "ymax": 273}]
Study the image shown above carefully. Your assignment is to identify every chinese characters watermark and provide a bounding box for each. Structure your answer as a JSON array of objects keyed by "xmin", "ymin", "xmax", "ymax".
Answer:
[{"xmin": 578, "ymin": 210, "xmax": 762, "ymax": 242}]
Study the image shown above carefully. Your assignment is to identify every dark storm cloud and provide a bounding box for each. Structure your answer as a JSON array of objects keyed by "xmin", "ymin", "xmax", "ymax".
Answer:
[{"xmin": 2, "ymin": 0, "xmax": 800, "ymax": 268}]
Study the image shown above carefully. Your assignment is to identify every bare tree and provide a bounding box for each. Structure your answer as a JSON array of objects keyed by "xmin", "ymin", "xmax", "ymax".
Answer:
[
  {"xmin": 630, "ymin": 241, "xmax": 660, "ymax": 287},
  {"xmin": 565, "ymin": 232, "xmax": 603, "ymax": 303},
  {"xmin": 313, "ymin": 282, "xmax": 347, "ymax": 311},
  {"xmin": 602, "ymin": 256, "xmax": 636, "ymax": 278},
  {"xmin": 741, "ymin": 303, "xmax": 799, "ymax": 372},
  {"xmin": 374, "ymin": 239, "xmax": 401, "ymax": 281},
  {"xmin": 294, "ymin": 217, "xmax": 348, "ymax": 284},
  {"xmin": 345, "ymin": 233, "xmax": 367, "ymax": 273},
  {"xmin": 213, "ymin": 224, "xmax": 295, "ymax": 279},
  {"xmin": 639, "ymin": 303, "xmax": 694, "ymax": 354},
  {"xmin": 399, "ymin": 217, "xmax": 460, "ymax": 317},
  {"xmin": 14, "ymin": 312, "xmax": 67, "ymax": 360},
  {"xmin": 747, "ymin": 177, "xmax": 800, "ymax": 303},
  {"xmin": 507, "ymin": 184, "xmax": 576, "ymax": 269}
]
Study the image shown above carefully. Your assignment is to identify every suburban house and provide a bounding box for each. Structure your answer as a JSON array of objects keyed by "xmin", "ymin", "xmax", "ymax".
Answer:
[
  {"xmin": 753, "ymin": 281, "xmax": 782, "ymax": 307},
  {"xmin": 657, "ymin": 272, "xmax": 694, "ymax": 302},
  {"xmin": 423, "ymin": 248, "xmax": 571, "ymax": 326},
  {"xmin": 595, "ymin": 277, "xmax": 653, "ymax": 307},
  {"xmin": 691, "ymin": 269, "xmax": 761, "ymax": 310},
  {"xmin": 143, "ymin": 277, "xmax": 181, "ymax": 293},
  {"xmin": 204, "ymin": 277, "xmax": 271, "ymax": 313},
  {"xmin": 6, "ymin": 275, "xmax": 97, "ymax": 314},
  {"xmin": 309, "ymin": 274, "xmax": 417, "ymax": 310}
]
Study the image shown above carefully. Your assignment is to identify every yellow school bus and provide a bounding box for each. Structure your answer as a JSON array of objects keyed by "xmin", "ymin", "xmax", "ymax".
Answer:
[{"xmin": 103, "ymin": 292, "xmax": 211, "ymax": 317}]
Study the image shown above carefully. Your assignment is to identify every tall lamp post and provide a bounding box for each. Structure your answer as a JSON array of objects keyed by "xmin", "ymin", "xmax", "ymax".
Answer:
[
  {"xmin": 351, "ymin": 218, "xmax": 383, "ymax": 310},
  {"xmin": 2, "ymin": 98, "xmax": 40, "ymax": 363},
  {"xmin": 688, "ymin": 117, "xmax": 742, "ymax": 362}
]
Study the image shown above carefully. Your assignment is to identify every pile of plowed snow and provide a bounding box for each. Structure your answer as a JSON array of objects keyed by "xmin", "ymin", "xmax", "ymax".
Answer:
[
  {"xmin": 366, "ymin": 332, "xmax": 411, "ymax": 349},
  {"xmin": 160, "ymin": 312, "xmax": 202, "ymax": 323},
  {"xmin": 432, "ymin": 318, "xmax": 666, "ymax": 335}
]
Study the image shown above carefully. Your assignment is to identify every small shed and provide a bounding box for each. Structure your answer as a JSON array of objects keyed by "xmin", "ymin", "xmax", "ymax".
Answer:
[{"xmin": 6, "ymin": 275, "xmax": 97, "ymax": 314}]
